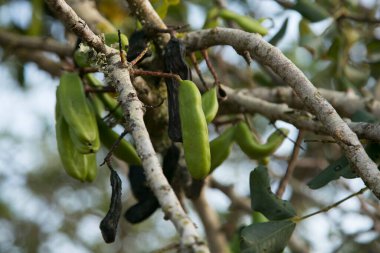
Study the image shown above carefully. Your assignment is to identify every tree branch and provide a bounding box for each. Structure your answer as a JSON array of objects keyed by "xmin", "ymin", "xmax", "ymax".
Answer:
[
  {"xmin": 15, "ymin": 49, "xmax": 63, "ymax": 77},
  {"xmin": 45, "ymin": 0, "xmax": 208, "ymax": 252},
  {"xmin": 192, "ymin": 187, "xmax": 229, "ymax": 253},
  {"xmin": 248, "ymin": 86, "xmax": 380, "ymax": 119},
  {"xmin": 183, "ymin": 28, "xmax": 380, "ymax": 199},
  {"xmin": 222, "ymin": 86, "xmax": 380, "ymax": 142},
  {"xmin": 0, "ymin": 29, "xmax": 73, "ymax": 57},
  {"xmin": 125, "ymin": 0, "xmax": 170, "ymax": 47},
  {"xmin": 276, "ymin": 130, "xmax": 305, "ymax": 198},
  {"xmin": 67, "ymin": 0, "xmax": 116, "ymax": 33},
  {"xmin": 45, "ymin": 0, "xmax": 106, "ymax": 53}
]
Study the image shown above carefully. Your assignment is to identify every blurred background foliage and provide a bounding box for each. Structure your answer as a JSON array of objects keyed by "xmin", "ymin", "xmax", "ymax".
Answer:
[{"xmin": 1, "ymin": 0, "xmax": 380, "ymax": 252}]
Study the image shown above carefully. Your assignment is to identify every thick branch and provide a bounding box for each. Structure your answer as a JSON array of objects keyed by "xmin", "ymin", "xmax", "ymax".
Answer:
[
  {"xmin": 45, "ymin": 0, "xmax": 106, "ymax": 53},
  {"xmin": 126, "ymin": 0, "xmax": 170, "ymax": 47},
  {"xmin": 248, "ymin": 86, "xmax": 380, "ymax": 119},
  {"xmin": 45, "ymin": 0, "xmax": 208, "ymax": 251},
  {"xmin": 0, "ymin": 29, "xmax": 73, "ymax": 57},
  {"xmin": 183, "ymin": 28, "xmax": 380, "ymax": 199},
  {"xmin": 222, "ymin": 86, "xmax": 380, "ymax": 142},
  {"xmin": 67, "ymin": 0, "xmax": 116, "ymax": 33}
]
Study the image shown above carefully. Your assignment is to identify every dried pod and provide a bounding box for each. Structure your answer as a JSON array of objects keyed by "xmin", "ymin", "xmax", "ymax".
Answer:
[
  {"xmin": 164, "ymin": 37, "xmax": 191, "ymax": 142},
  {"xmin": 99, "ymin": 169, "xmax": 122, "ymax": 243}
]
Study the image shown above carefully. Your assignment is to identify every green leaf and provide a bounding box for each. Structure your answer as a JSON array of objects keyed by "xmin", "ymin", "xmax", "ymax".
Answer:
[
  {"xmin": 307, "ymin": 156, "xmax": 354, "ymax": 189},
  {"xmin": 240, "ymin": 220, "xmax": 296, "ymax": 253},
  {"xmin": 291, "ymin": 0, "xmax": 330, "ymax": 22},
  {"xmin": 250, "ymin": 166, "xmax": 296, "ymax": 220},
  {"xmin": 308, "ymin": 110, "xmax": 380, "ymax": 189},
  {"xmin": 269, "ymin": 18, "xmax": 289, "ymax": 45}
]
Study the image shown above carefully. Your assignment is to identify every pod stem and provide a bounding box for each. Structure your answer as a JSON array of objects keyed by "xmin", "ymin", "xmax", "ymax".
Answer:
[
  {"xmin": 189, "ymin": 52, "xmax": 208, "ymax": 91},
  {"xmin": 201, "ymin": 50, "xmax": 220, "ymax": 86},
  {"xmin": 100, "ymin": 129, "xmax": 129, "ymax": 168},
  {"xmin": 132, "ymin": 69, "xmax": 182, "ymax": 82},
  {"xmin": 129, "ymin": 46, "xmax": 149, "ymax": 66},
  {"xmin": 271, "ymin": 122, "xmax": 305, "ymax": 151}
]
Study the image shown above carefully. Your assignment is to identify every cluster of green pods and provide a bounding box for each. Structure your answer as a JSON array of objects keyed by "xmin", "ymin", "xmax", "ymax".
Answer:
[
  {"xmin": 55, "ymin": 71, "xmax": 141, "ymax": 182},
  {"xmin": 55, "ymin": 73, "xmax": 100, "ymax": 182},
  {"xmin": 178, "ymin": 79, "xmax": 289, "ymax": 179}
]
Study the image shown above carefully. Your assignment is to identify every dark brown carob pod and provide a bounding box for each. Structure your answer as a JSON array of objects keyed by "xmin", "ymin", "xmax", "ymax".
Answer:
[
  {"xmin": 164, "ymin": 37, "xmax": 191, "ymax": 142},
  {"xmin": 125, "ymin": 145, "xmax": 180, "ymax": 223},
  {"xmin": 126, "ymin": 30, "xmax": 151, "ymax": 63},
  {"xmin": 99, "ymin": 169, "xmax": 122, "ymax": 243}
]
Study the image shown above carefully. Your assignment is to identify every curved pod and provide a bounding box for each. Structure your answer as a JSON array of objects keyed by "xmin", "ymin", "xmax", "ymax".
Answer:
[{"xmin": 235, "ymin": 122, "xmax": 288, "ymax": 160}]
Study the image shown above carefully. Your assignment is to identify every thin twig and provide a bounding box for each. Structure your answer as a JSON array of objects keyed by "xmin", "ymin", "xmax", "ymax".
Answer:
[
  {"xmin": 100, "ymin": 130, "xmax": 129, "ymax": 166},
  {"xmin": 130, "ymin": 46, "xmax": 149, "ymax": 66},
  {"xmin": 272, "ymin": 123, "xmax": 305, "ymax": 151},
  {"xmin": 189, "ymin": 52, "xmax": 208, "ymax": 90},
  {"xmin": 201, "ymin": 50, "xmax": 220, "ymax": 85},
  {"xmin": 295, "ymin": 187, "xmax": 368, "ymax": 222},
  {"xmin": 132, "ymin": 69, "xmax": 182, "ymax": 82},
  {"xmin": 118, "ymin": 30, "xmax": 126, "ymax": 64},
  {"xmin": 276, "ymin": 130, "xmax": 305, "ymax": 197}
]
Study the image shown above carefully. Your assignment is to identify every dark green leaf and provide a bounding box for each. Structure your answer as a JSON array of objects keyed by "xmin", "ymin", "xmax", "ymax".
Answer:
[
  {"xmin": 269, "ymin": 18, "xmax": 289, "ymax": 46},
  {"xmin": 240, "ymin": 220, "xmax": 296, "ymax": 253},
  {"xmin": 308, "ymin": 110, "xmax": 380, "ymax": 189},
  {"xmin": 307, "ymin": 156, "xmax": 354, "ymax": 189},
  {"xmin": 250, "ymin": 166, "xmax": 296, "ymax": 220},
  {"xmin": 291, "ymin": 0, "xmax": 329, "ymax": 22}
]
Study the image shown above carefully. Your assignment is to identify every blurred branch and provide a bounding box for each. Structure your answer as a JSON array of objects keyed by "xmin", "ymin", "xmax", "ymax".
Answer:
[
  {"xmin": 209, "ymin": 178, "xmax": 251, "ymax": 213},
  {"xmin": 248, "ymin": 86, "xmax": 380, "ymax": 119},
  {"xmin": 45, "ymin": 0, "xmax": 106, "ymax": 53},
  {"xmin": 15, "ymin": 50, "xmax": 63, "ymax": 76},
  {"xmin": 222, "ymin": 86, "xmax": 380, "ymax": 142},
  {"xmin": 44, "ymin": 1, "xmax": 208, "ymax": 252},
  {"xmin": 67, "ymin": 0, "xmax": 116, "ymax": 33},
  {"xmin": 337, "ymin": 13, "xmax": 380, "ymax": 24},
  {"xmin": 0, "ymin": 29, "xmax": 73, "ymax": 57},
  {"xmin": 209, "ymin": 178, "xmax": 251, "ymax": 240},
  {"xmin": 276, "ymin": 130, "xmax": 305, "ymax": 198},
  {"xmin": 192, "ymin": 187, "xmax": 229, "ymax": 253}
]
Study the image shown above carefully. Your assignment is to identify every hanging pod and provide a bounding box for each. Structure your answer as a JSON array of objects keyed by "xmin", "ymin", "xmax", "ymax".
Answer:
[
  {"xmin": 55, "ymin": 101, "xmax": 97, "ymax": 182},
  {"xmin": 234, "ymin": 122, "xmax": 288, "ymax": 160},
  {"xmin": 179, "ymin": 80, "xmax": 211, "ymax": 179},
  {"xmin": 57, "ymin": 72, "xmax": 100, "ymax": 153}
]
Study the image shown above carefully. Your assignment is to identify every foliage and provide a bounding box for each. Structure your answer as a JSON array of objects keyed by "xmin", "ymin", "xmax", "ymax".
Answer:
[{"xmin": 1, "ymin": 0, "xmax": 380, "ymax": 253}]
